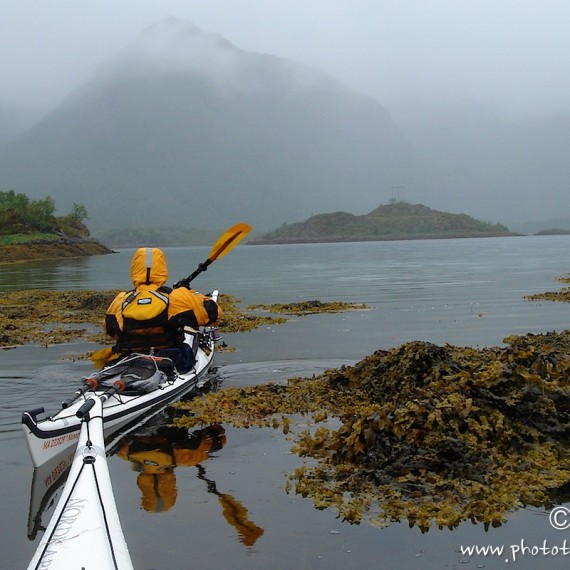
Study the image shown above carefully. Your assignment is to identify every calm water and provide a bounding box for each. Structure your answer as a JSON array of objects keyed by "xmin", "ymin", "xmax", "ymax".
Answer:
[{"xmin": 2, "ymin": 236, "xmax": 570, "ymax": 569}]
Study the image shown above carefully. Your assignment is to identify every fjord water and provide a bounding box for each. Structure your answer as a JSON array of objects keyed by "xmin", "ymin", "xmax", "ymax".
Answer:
[{"xmin": 2, "ymin": 236, "xmax": 570, "ymax": 569}]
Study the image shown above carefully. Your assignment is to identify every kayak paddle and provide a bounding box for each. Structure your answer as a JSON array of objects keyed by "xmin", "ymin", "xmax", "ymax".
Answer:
[{"xmin": 173, "ymin": 222, "xmax": 252, "ymax": 288}]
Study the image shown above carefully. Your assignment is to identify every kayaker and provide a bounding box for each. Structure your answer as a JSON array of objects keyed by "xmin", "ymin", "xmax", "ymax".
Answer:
[{"xmin": 104, "ymin": 247, "xmax": 221, "ymax": 371}]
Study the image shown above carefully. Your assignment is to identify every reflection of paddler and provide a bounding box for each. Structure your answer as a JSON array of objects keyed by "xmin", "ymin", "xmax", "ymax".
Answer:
[
  {"xmin": 116, "ymin": 425, "xmax": 226, "ymax": 512},
  {"xmin": 197, "ymin": 465, "xmax": 264, "ymax": 547}
]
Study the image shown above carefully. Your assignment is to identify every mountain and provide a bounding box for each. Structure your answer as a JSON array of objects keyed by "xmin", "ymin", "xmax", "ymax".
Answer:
[
  {"xmin": 0, "ymin": 18, "xmax": 420, "ymax": 233},
  {"xmin": 251, "ymin": 202, "xmax": 515, "ymax": 243}
]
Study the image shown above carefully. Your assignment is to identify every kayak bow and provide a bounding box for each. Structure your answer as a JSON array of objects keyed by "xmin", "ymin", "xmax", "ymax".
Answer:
[{"xmin": 27, "ymin": 395, "xmax": 134, "ymax": 570}]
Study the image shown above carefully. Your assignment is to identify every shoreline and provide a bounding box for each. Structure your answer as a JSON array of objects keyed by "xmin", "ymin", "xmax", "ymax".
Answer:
[
  {"xmin": 248, "ymin": 232, "xmax": 522, "ymax": 245},
  {"xmin": 0, "ymin": 240, "xmax": 114, "ymax": 264}
]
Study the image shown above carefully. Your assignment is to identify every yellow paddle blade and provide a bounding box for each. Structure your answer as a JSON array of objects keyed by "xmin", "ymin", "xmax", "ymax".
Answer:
[
  {"xmin": 208, "ymin": 222, "xmax": 252, "ymax": 261},
  {"xmin": 90, "ymin": 346, "xmax": 116, "ymax": 369}
]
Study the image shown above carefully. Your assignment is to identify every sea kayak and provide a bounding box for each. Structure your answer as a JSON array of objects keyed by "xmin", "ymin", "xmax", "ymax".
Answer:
[
  {"xmin": 27, "ymin": 394, "xmax": 134, "ymax": 570},
  {"xmin": 22, "ymin": 292, "xmax": 220, "ymax": 467}
]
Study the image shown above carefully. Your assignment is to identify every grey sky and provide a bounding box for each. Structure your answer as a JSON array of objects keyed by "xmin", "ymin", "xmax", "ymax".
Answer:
[{"xmin": 3, "ymin": 0, "xmax": 570, "ymax": 121}]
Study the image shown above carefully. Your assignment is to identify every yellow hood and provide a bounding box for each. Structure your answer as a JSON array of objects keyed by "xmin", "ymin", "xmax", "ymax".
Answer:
[{"xmin": 130, "ymin": 248, "xmax": 169, "ymax": 288}]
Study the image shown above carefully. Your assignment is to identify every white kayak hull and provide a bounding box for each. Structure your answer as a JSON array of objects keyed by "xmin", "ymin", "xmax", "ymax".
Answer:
[
  {"xmin": 23, "ymin": 327, "xmax": 216, "ymax": 467},
  {"xmin": 27, "ymin": 396, "xmax": 134, "ymax": 570}
]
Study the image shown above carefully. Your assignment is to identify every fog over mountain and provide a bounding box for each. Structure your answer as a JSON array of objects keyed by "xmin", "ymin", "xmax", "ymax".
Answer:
[
  {"xmin": 0, "ymin": 17, "xmax": 569, "ymax": 233},
  {"xmin": 0, "ymin": 19, "xmax": 414, "ymax": 232},
  {"xmin": 396, "ymin": 101, "xmax": 570, "ymax": 231}
]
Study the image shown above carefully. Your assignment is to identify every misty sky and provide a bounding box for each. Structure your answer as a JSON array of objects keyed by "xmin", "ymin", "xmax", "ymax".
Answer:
[{"xmin": 3, "ymin": 0, "xmax": 570, "ymax": 122}]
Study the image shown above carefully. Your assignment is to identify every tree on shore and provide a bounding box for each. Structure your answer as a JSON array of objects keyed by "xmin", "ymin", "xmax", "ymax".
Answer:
[{"xmin": 0, "ymin": 190, "xmax": 89, "ymax": 237}]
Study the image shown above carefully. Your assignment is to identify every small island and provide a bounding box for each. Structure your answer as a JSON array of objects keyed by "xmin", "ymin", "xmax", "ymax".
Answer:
[
  {"xmin": 250, "ymin": 201, "xmax": 516, "ymax": 244},
  {"xmin": 0, "ymin": 190, "xmax": 112, "ymax": 263}
]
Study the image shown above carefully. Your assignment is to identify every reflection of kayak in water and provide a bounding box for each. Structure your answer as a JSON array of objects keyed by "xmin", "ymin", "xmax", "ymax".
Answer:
[
  {"xmin": 116, "ymin": 422, "xmax": 264, "ymax": 547},
  {"xmin": 26, "ymin": 446, "xmax": 76, "ymax": 541}
]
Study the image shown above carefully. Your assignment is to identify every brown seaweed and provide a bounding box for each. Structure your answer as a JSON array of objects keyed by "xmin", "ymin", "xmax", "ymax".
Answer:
[
  {"xmin": 175, "ymin": 331, "xmax": 570, "ymax": 531},
  {"xmin": 0, "ymin": 291, "xmax": 284, "ymax": 348}
]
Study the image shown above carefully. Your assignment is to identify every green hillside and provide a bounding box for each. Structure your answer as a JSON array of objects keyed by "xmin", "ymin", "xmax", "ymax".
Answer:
[
  {"xmin": 251, "ymin": 202, "xmax": 514, "ymax": 243},
  {"xmin": 0, "ymin": 190, "xmax": 112, "ymax": 262},
  {"xmin": 0, "ymin": 190, "xmax": 91, "ymax": 241}
]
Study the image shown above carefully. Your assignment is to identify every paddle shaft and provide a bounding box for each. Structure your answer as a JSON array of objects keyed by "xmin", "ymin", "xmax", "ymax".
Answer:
[{"xmin": 173, "ymin": 260, "xmax": 212, "ymax": 289}]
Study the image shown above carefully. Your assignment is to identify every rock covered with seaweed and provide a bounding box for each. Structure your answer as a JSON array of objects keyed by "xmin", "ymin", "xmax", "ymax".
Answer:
[{"xmin": 175, "ymin": 330, "xmax": 570, "ymax": 531}]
